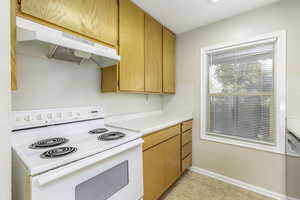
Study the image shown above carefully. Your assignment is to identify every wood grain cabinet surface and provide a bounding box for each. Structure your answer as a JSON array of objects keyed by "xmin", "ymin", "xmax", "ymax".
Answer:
[
  {"xmin": 101, "ymin": 1, "xmax": 176, "ymax": 94},
  {"xmin": 182, "ymin": 120, "xmax": 193, "ymax": 132},
  {"xmin": 143, "ymin": 121, "xmax": 193, "ymax": 200},
  {"xmin": 182, "ymin": 129, "xmax": 192, "ymax": 146},
  {"xmin": 13, "ymin": 0, "xmax": 176, "ymax": 93},
  {"xmin": 143, "ymin": 142, "xmax": 166, "ymax": 200},
  {"xmin": 164, "ymin": 135, "xmax": 181, "ymax": 189},
  {"xmin": 181, "ymin": 120, "xmax": 193, "ymax": 174},
  {"xmin": 143, "ymin": 125, "xmax": 180, "ymax": 151},
  {"xmin": 118, "ymin": 0, "xmax": 145, "ymax": 92},
  {"xmin": 145, "ymin": 14, "xmax": 163, "ymax": 93},
  {"xmin": 182, "ymin": 153, "xmax": 192, "ymax": 173},
  {"xmin": 143, "ymin": 133, "xmax": 181, "ymax": 200},
  {"xmin": 11, "ymin": 0, "xmax": 17, "ymax": 90},
  {"xmin": 20, "ymin": 0, "xmax": 118, "ymax": 46},
  {"xmin": 182, "ymin": 142, "xmax": 192, "ymax": 159},
  {"xmin": 163, "ymin": 28, "xmax": 176, "ymax": 93}
]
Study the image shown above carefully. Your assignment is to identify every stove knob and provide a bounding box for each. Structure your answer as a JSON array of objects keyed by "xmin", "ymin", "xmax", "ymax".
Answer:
[
  {"xmin": 24, "ymin": 115, "xmax": 31, "ymax": 122},
  {"xmin": 47, "ymin": 113, "xmax": 53, "ymax": 119},
  {"xmin": 57, "ymin": 113, "xmax": 62, "ymax": 119},
  {"xmin": 36, "ymin": 114, "xmax": 42, "ymax": 121}
]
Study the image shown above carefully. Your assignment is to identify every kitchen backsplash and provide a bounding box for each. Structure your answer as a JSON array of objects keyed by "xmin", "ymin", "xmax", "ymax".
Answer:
[{"xmin": 12, "ymin": 53, "xmax": 162, "ymax": 117}]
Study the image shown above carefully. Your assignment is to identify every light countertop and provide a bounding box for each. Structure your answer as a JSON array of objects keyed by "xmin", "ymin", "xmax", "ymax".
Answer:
[
  {"xmin": 287, "ymin": 118, "xmax": 300, "ymax": 140},
  {"xmin": 105, "ymin": 111, "xmax": 193, "ymax": 136}
]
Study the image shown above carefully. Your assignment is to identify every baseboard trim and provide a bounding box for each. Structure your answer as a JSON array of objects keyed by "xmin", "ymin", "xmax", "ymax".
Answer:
[
  {"xmin": 190, "ymin": 166, "xmax": 287, "ymax": 200},
  {"xmin": 287, "ymin": 197, "xmax": 300, "ymax": 200}
]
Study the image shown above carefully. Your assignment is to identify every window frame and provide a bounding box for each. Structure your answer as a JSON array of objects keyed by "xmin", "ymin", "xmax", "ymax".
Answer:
[{"xmin": 200, "ymin": 31, "xmax": 286, "ymax": 154}]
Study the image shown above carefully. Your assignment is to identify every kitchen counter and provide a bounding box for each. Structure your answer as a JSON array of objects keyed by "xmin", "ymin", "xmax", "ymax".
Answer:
[
  {"xmin": 287, "ymin": 118, "xmax": 300, "ymax": 140},
  {"xmin": 105, "ymin": 111, "xmax": 193, "ymax": 136}
]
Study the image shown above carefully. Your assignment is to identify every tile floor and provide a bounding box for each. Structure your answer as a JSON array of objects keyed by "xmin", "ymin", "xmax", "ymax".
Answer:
[{"xmin": 162, "ymin": 171, "xmax": 274, "ymax": 200}]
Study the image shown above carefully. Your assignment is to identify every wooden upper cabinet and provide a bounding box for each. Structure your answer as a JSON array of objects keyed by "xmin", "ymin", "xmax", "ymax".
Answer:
[
  {"xmin": 20, "ymin": 0, "xmax": 118, "ymax": 46},
  {"xmin": 119, "ymin": 0, "xmax": 145, "ymax": 92},
  {"xmin": 11, "ymin": 0, "xmax": 17, "ymax": 90},
  {"xmin": 145, "ymin": 14, "xmax": 163, "ymax": 93},
  {"xmin": 163, "ymin": 28, "xmax": 176, "ymax": 93}
]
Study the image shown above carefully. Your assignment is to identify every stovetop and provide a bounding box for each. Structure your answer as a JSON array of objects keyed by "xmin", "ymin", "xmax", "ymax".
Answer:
[
  {"xmin": 11, "ymin": 118, "xmax": 142, "ymax": 176},
  {"xmin": 29, "ymin": 137, "xmax": 69, "ymax": 149}
]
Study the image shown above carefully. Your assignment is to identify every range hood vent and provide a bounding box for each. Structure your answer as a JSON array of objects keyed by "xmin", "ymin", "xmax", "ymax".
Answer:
[{"xmin": 16, "ymin": 17, "xmax": 120, "ymax": 67}]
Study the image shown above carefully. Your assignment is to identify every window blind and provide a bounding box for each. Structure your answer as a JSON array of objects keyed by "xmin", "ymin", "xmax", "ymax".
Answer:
[{"xmin": 206, "ymin": 42, "xmax": 275, "ymax": 144}]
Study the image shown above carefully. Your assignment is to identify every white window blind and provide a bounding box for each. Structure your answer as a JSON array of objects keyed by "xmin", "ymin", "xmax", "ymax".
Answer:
[{"xmin": 206, "ymin": 41, "xmax": 276, "ymax": 145}]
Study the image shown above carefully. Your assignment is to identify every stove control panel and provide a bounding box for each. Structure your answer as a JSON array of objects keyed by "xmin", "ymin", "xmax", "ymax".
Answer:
[{"xmin": 13, "ymin": 106, "xmax": 104, "ymax": 130}]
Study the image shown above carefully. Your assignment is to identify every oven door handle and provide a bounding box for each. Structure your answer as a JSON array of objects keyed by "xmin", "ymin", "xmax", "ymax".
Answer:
[{"xmin": 36, "ymin": 138, "xmax": 144, "ymax": 186}]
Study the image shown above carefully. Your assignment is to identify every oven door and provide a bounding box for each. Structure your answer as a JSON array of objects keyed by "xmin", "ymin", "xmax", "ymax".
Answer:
[{"xmin": 30, "ymin": 139, "xmax": 144, "ymax": 200}]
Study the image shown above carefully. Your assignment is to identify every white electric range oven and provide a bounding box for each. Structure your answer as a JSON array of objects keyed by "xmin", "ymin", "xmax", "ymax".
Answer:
[{"xmin": 12, "ymin": 106, "xmax": 144, "ymax": 200}]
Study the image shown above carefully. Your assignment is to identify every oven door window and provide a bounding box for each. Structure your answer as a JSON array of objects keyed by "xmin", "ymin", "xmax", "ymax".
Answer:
[{"xmin": 75, "ymin": 161, "xmax": 129, "ymax": 200}]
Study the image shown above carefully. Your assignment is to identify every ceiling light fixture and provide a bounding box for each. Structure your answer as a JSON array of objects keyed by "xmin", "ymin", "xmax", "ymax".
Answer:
[{"xmin": 209, "ymin": 0, "xmax": 221, "ymax": 3}]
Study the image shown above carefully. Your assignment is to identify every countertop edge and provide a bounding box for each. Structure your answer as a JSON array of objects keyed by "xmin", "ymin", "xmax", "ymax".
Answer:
[
  {"xmin": 105, "ymin": 116, "xmax": 193, "ymax": 137},
  {"xmin": 139, "ymin": 117, "xmax": 193, "ymax": 136}
]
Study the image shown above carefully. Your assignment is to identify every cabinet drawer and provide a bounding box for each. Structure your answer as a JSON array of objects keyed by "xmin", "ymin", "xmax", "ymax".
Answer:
[
  {"xmin": 182, "ymin": 153, "xmax": 192, "ymax": 173},
  {"xmin": 182, "ymin": 142, "xmax": 192, "ymax": 159},
  {"xmin": 182, "ymin": 120, "xmax": 192, "ymax": 132},
  {"xmin": 181, "ymin": 129, "xmax": 192, "ymax": 146},
  {"xmin": 143, "ymin": 125, "xmax": 181, "ymax": 151}
]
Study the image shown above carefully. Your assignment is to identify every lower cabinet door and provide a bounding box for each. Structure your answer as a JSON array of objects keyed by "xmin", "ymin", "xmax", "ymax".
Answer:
[
  {"xmin": 163, "ymin": 135, "xmax": 181, "ymax": 189},
  {"xmin": 143, "ymin": 143, "xmax": 165, "ymax": 200},
  {"xmin": 143, "ymin": 135, "xmax": 181, "ymax": 200}
]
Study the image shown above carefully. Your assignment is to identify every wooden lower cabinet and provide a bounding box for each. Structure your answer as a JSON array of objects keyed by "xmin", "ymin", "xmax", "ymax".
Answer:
[
  {"xmin": 143, "ymin": 142, "xmax": 165, "ymax": 200},
  {"xmin": 181, "ymin": 129, "xmax": 192, "ymax": 146},
  {"xmin": 164, "ymin": 135, "xmax": 181, "ymax": 189},
  {"xmin": 182, "ymin": 154, "xmax": 192, "ymax": 173},
  {"xmin": 181, "ymin": 120, "xmax": 193, "ymax": 174},
  {"xmin": 182, "ymin": 142, "xmax": 192, "ymax": 159},
  {"xmin": 143, "ymin": 121, "xmax": 193, "ymax": 200},
  {"xmin": 182, "ymin": 120, "xmax": 193, "ymax": 133},
  {"xmin": 143, "ymin": 135, "xmax": 181, "ymax": 200}
]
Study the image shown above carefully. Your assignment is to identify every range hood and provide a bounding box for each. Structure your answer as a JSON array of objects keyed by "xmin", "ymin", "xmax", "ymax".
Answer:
[{"xmin": 16, "ymin": 17, "xmax": 120, "ymax": 67}]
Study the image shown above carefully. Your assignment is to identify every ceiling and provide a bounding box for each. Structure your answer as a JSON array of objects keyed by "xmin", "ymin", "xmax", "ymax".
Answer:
[{"xmin": 131, "ymin": 0, "xmax": 280, "ymax": 34}]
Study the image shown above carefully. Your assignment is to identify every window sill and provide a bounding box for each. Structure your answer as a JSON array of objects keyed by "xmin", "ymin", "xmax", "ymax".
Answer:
[{"xmin": 200, "ymin": 132, "xmax": 285, "ymax": 154}]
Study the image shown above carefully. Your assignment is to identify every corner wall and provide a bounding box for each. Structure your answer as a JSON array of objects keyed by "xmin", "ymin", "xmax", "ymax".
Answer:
[
  {"xmin": 0, "ymin": 0, "xmax": 12, "ymax": 199},
  {"xmin": 163, "ymin": 0, "xmax": 300, "ymax": 194}
]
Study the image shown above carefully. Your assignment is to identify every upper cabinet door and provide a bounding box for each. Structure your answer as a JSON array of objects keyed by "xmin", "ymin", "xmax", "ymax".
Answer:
[
  {"xmin": 163, "ymin": 28, "xmax": 176, "ymax": 93},
  {"xmin": 145, "ymin": 14, "xmax": 163, "ymax": 93},
  {"xmin": 20, "ymin": 0, "xmax": 118, "ymax": 46},
  {"xmin": 119, "ymin": 0, "xmax": 145, "ymax": 92},
  {"xmin": 11, "ymin": 0, "xmax": 17, "ymax": 90}
]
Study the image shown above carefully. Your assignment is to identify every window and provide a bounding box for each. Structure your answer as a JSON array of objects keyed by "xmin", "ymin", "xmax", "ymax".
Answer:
[{"xmin": 200, "ymin": 31, "xmax": 286, "ymax": 153}]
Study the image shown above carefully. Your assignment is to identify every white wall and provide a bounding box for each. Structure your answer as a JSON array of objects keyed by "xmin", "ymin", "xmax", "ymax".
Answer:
[
  {"xmin": 163, "ymin": 0, "xmax": 300, "ymax": 194},
  {"xmin": 12, "ymin": 45, "xmax": 162, "ymax": 116},
  {"xmin": 0, "ymin": 0, "xmax": 12, "ymax": 199}
]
